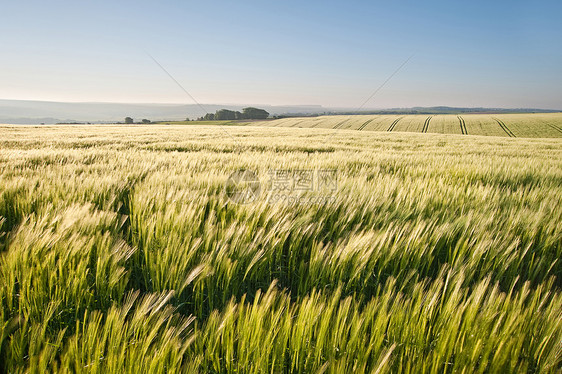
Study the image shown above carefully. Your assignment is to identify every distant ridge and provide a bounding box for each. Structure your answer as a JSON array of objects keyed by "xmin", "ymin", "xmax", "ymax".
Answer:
[
  {"xmin": 0, "ymin": 99, "xmax": 325, "ymax": 124},
  {"xmin": 0, "ymin": 99, "xmax": 559, "ymax": 124},
  {"xmin": 331, "ymin": 106, "xmax": 562, "ymax": 116}
]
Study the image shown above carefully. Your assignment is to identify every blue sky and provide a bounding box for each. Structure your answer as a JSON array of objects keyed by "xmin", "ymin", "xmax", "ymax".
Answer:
[{"xmin": 1, "ymin": 0, "xmax": 561, "ymax": 109}]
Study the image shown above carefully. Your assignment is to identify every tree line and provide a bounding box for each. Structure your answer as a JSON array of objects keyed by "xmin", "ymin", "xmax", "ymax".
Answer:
[
  {"xmin": 124, "ymin": 117, "xmax": 150, "ymax": 124},
  {"xmin": 197, "ymin": 107, "xmax": 269, "ymax": 121},
  {"xmin": 123, "ymin": 107, "xmax": 269, "ymax": 124}
]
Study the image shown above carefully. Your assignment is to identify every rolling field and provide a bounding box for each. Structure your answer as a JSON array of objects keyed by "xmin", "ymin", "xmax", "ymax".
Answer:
[
  {"xmin": 256, "ymin": 113, "xmax": 562, "ymax": 138},
  {"xmin": 1, "ymin": 125, "xmax": 562, "ymax": 372}
]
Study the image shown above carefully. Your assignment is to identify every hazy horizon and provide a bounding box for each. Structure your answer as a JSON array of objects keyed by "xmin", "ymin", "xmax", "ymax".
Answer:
[
  {"xmin": 2, "ymin": 0, "xmax": 562, "ymax": 109},
  {"xmin": 3, "ymin": 98, "xmax": 562, "ymax": 111}
]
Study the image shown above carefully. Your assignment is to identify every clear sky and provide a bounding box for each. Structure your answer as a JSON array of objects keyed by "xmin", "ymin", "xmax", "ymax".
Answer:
[{"xmin": 1, "ymin": 0, "xmax": 561, "ymax": 109}]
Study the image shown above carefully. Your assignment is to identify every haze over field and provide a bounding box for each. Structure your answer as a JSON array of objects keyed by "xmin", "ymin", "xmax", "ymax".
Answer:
[
  {"xmin": 1, "ymin": 99, "xmax": 560, "ymax": 124},
  {"xmin": 0, "ymin": 99, "xmax": 326, "ymax": 124}
]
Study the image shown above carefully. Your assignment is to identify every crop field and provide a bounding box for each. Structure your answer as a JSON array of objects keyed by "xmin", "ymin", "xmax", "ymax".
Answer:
[
  {"xmin": 256, "ymin": 113, "xmax": 562, "ymax": 138},
  {"xmin": 1, "ymin": 125, "xmax": 561, "ymax": 372}
]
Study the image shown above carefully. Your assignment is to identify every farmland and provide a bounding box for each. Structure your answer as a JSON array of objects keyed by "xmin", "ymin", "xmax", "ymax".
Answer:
[
  {"xmin": 1, "ymin": 124, "xmax": 561, "ymax": 372},
  {"xmin": 255, "ymin": 112, "xmax": 562, "ymax": 138}
]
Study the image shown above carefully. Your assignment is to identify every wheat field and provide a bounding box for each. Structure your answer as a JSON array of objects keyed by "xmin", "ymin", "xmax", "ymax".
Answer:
[
  {"xmin": 254, "ymin": 113, "xmax": 562, "ymax": 138},
  {"xmin": 1, "ymin": 124, "xmax": 561, "ymax": 373}
]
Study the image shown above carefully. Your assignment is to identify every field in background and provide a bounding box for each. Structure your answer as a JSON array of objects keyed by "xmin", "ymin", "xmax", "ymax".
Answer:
[
  {"xmin": 1, "ymin": 125, "xmax": 561, "ymax": 372},
  {"xmin": 254, "ymin": 112, "xmax": 562, "ymax": 138}
]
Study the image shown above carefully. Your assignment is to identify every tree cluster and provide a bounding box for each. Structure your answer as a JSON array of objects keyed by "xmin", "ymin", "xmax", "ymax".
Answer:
[
  {"xmin": 197, "ymin": 107, "xmax": 269, "ymax": 121},
  {"xmin": 124, "ymin": 117, "xmax": 151, "ymax": 124}
]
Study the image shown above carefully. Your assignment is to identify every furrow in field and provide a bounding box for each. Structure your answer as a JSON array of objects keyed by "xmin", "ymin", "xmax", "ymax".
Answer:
[
  {"xmin": 387, "ymin": 117, "xmax": 403, "ymax": 132},
  {"xmin": 422, "ymin": 116, "xmax": 433, "ymax": 133},
  {"xmin": 308, "ymin": 117, "xmax": 334, "ymax": 128},
  {"xmin": 270, "ymin": 118, "xmax": 294, "ymax": 127},
  {"xmin": 493, "ymin": 117, "xmax": 516, "ymax": 137},
  {"xmin": 457, "ymin": 116, "xmax": 465, "ymax": 135},
  {"xmin": 457, "ymin": 116, "xmax": 467, "ymax": 135},
  {"xmin": 309, "ymin": 119, "xmax": 322, "ymax": 128},
  {"xmin": 546, "ymin": 123, "xmax": 562, "ymax": 134},
  {"xmin": 333, "ymin": 119, "xmax": 348, "ymax": 130},
  {"xmin": 358, "ymin": 118, "xmax": 376, "ymax": 131}
]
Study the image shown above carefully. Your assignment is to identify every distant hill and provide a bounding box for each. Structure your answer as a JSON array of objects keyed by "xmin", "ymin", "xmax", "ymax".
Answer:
[
  {"xmin": 0, "ymin": 100, "xmax": 559, "ymax": 124},
  {"xmin": 331, "ymin": 106, "xmax": 562, "ymax": 116},
  {"xmin": 0, "ymin": 100, "xmax": 325, "ymax": 124}
]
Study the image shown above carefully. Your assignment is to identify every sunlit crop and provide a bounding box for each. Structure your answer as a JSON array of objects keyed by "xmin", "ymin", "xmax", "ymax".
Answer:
[{"xmin": 1, "ymin": 124, "xmax": 561, "ymax": 372}]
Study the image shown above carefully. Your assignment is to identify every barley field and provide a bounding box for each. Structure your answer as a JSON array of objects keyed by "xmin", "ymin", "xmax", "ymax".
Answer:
[
  {"xmin": 255, "ymin": 113, "xmax": 562, "ymax": 138},
  {"xmin": 1, "ymin": 125, "xmax": 561, "ymax": 373}
]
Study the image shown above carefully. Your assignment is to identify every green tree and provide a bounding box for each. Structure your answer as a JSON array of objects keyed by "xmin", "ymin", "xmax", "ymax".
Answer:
[
  {"xmin": 242, "ymin": 107, "xmax": 269, "ymax": 120},
  {"xmin": 124, "ymin": 117, "xmax": 133, "ymax": 124},
  {"xmin": 141, "ymin": 119, "xmax": 151, "ymax": 124},
  {"xmin": 215, "ymin": 109, "xmax": 237, "ymax": 120}
]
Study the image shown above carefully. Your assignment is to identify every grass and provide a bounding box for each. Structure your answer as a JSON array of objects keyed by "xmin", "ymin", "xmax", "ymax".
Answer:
[
  {"xmin": 1, "ymin": 124, "xmax": 561, "ymax": 372},
  {"xmin": 254, "ymin": 113, "xmax": 562, "ymax": 138}
]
